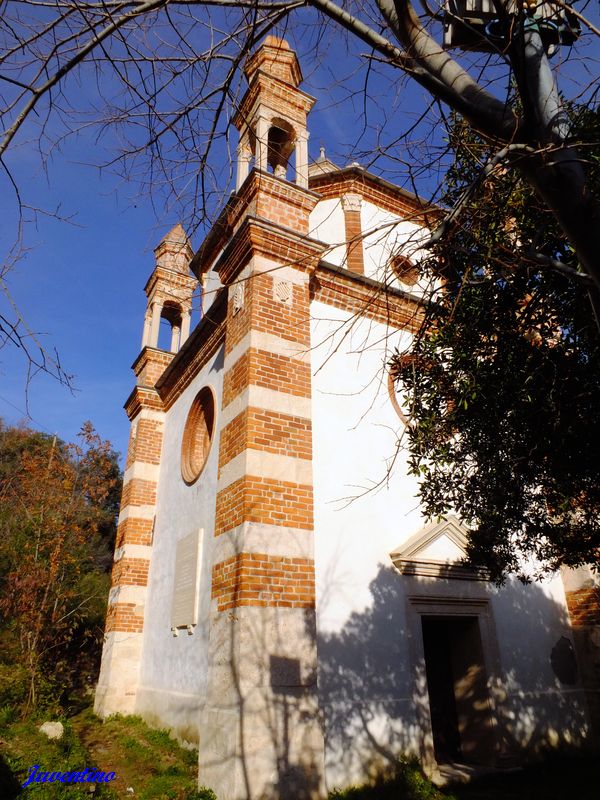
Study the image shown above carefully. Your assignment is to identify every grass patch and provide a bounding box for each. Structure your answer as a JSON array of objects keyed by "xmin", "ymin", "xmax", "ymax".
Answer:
[
  {"xmin": 3, "ymin": 701, "xmax": 596, "ymax": 800},
  {"xmin": 1, "ymin": 715, "xmax": 115, "ymax": 799},
  {"xmin": 0, "ymin": 702, "xmax": 202, "ymax": 799}
]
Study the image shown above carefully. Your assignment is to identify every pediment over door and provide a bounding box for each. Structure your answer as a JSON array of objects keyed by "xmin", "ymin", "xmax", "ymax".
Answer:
[{"xmin": 390, "ymin": 517, "xmax": 489, "ymax": 581}]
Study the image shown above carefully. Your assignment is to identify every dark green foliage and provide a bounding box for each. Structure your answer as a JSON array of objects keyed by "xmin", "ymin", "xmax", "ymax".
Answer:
[
  {"xmin": 393, "ymin": 107, "xmax": 600, "ymax": 581},
  {"xmin": 184, "ymin": 789, "xmax": 218, "ymax": 800},
  {"xmin": 328, "ymin": 760, "xmax": 454, "ymax": 799}
]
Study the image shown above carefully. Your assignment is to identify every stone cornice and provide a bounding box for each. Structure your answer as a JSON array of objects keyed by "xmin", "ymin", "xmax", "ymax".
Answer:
[
  {"xmin": 391, "ymin": 558, "xmax": 490, "ymax": 581},
  {"xmin": 309, "ymin": 166, "xmax": 442, "ymax": 225},
  {"xmin": 389, "ymin": 516, "xmax": 490, "ymax": 581},
  {"xmin": 190, "ymin": 170, "xmax": 321, "ymax": 278},
  {"xmin": 124, "ymin": 385, "xmax": 164, "ymax": 420},
  {"xmin": 215, "ymin": 216, "xmax": 327, "ymax": 286}
]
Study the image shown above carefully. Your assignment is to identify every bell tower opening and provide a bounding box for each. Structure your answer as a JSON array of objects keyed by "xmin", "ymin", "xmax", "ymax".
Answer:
[
  {"xmin": 267, "ymin": 120, "xmax": 296, "ymax": 180},
  {"xmin": 157, "ymin": 302, "xmax": 183, "ymax": 353}
]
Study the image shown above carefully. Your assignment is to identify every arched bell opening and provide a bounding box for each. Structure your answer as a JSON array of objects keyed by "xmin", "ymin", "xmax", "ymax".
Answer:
[
  {"xmin": 267, "ymin": 119, "xmax": 296, "ymax": 181},
  {"xmin": 158, "ymin": 302, "xmax": 183, "ymax": 353}
]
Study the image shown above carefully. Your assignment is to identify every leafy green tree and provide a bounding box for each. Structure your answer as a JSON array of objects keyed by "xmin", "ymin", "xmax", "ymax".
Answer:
[
  {"xmin": 0, "ymin": 421, "xmax": 121, "ymax": 711},
  {"xmin": 393, "ymin": 107, "xmax": 600, "ymax": 582}
]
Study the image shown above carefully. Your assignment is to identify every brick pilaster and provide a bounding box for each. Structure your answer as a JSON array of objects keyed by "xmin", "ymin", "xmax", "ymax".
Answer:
[
  {"xmin": 197, "ymin": 133, "xmax": 327, "ymax": 795},
  {"xmin": 341, "ymin": 192, "xmax": 365, "ymax": 275},
  {"xmin": 199, "ymin": 244, "xmax": 325, "ymax": 798},
  {"xmin": 96, "ymin": 340, "xmax": 173, "ymax": 716},
  {"xmin": 212, "ymin": 249, "xmax": 316, "ymax": 595},
  {"xmin": 95, "ymin": 386, "xmax": 166, "ymax": 715}
]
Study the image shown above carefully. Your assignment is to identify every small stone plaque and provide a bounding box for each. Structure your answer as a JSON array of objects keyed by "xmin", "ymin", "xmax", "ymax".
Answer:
[
  {"xmin": 273, "ymin": 279, "xmax": 292, "ymax": 305},
  {"xmin": 171, "ymin": 528, "xmax": 203, "ymax": 631}
]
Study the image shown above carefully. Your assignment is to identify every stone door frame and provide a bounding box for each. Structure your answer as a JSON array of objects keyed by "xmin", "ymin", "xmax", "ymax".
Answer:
[{"xmin": 405, "ymin": 594, "xmax": 508, "ymax": 777}]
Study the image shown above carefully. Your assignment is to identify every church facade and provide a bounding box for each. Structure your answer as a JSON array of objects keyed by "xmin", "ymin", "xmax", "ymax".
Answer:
[{"xmin": 95, "ymin": 37, "xmax": 598, "ymax": 799}]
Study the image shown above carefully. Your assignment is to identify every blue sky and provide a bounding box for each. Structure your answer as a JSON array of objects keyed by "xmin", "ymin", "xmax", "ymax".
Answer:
[{"xmin": 1, "ymin": 9, "xmax": 598, "ymax": 463}]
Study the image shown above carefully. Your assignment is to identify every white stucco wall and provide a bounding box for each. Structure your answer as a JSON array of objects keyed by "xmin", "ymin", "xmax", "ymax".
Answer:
[
  {"xmin": 309, "ymin": 198, "xmax": 346, "ymax": 267},
  {"xmin": 490, "ymin": 572, "xmax": 590, "ymax": 751},
  {"xmin": 136, "ymin": 343, "xmax": 225, "ymax": 744},
  {"xmin": 310, "ymin": 302, "xmax": 425, "ymax": 786},
  {"xmin": 308, "ymin": 197, "xmax": 431, "ymax": 297},
  {"xmin": 202, "ymin": 268, "xmax": 223, "ymax": 314},
  {"xmin": 309, "ymin": 301, "xmax": 592, "ymax": 789},
  {"xmin": 310, "ymin": 302, "xmax": 420, "ymax": 633},
  {"xmin": 361, "ymin": 200, "xmax": 431, "ymax": 297}
]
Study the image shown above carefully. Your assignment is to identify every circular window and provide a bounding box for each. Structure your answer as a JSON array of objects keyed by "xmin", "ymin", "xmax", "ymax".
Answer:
[
  {"xmin": 181, "ymin": 387, "xmax": 216, "ymax": 484},
  {"xmin": 387, "ymin": 367, "xmax": 410, "ymax": 427},
  {"xmin": 388, "ymin": 353, "xmax": 420, "ymax": 427},
  {"xmin": 390, "ymin": 254, "xmax": 419, "ymax": 286}
]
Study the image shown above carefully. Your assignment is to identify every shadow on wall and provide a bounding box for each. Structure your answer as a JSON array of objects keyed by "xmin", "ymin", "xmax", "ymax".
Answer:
[
  {"xmin": 317, "ymin": 565, "xmax": 593, "ymax": 786},
  {"xmin": 317, "ymin": 567, "xmax": 420, "ymax": 785},
  {"xmin": 200, "ymin": 600, "xmax": 325, "ymax": 800}
]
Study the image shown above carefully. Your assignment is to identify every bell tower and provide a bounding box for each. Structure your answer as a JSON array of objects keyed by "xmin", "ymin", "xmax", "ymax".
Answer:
[
  {"xmin": 141, "ymin": 223, "xmax": 196, "ymax": 354},
  {"xmin": 234, "ymin": 36, "xmax": 313, "ymax": 190},
  {"xmin": 95, "ymin": 223, "xmax": 197, "ymax": 718}
]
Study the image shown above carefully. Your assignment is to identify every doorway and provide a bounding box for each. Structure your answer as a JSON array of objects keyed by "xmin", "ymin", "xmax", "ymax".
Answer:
[{"xmin": 421, "ymin": 615, "xmax": 496, "ymax": 766}]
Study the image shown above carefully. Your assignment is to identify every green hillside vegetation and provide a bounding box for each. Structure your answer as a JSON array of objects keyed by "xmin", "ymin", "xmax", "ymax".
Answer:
[
  {"xmin": 0, "ymin": 705, "xmax": 213, "ymax": 799},
  {"xmin": 0, "ymin": 421, "xmax": 121, "ymax": 712}
]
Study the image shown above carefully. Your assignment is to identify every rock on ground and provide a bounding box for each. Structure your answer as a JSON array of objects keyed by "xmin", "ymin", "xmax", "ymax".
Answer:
[{"xmin": 39, "ymin": 721, "xmax": 64, "ymax": 740}]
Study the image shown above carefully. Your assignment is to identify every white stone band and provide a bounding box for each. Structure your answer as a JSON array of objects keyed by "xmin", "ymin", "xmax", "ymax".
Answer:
[
  {"xmin": 213, "ymin": 522, "xmax": 315, "ymax": 562},
  {"xmin": 218, "ymin": 449, "xmax": 313, "ymax": 491},
  {"xmin": 220, "ymin": 385, "xmax": 312, "ymax": 428}
]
